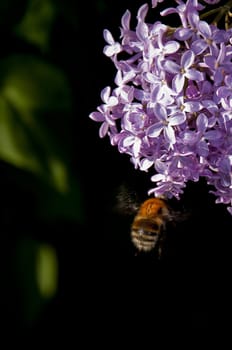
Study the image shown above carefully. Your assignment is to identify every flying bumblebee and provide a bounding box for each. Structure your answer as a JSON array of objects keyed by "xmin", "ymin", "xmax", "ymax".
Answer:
[
  {"xmin": 116, "ymin": 185, "xmax": 187, "ymax": 258},
  {"xmin": 130, "ymin": 197, "xmax": 172, "ymax": 256}
]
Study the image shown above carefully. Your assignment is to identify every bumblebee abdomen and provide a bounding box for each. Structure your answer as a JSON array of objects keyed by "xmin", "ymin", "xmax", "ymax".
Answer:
[
  {"xmin": 131, "ymin": 217, "xmax": 163, "ymax": 252},
  {"xmin": 131, "ymin": 229, "xmax": 159, "ymax": 251}
]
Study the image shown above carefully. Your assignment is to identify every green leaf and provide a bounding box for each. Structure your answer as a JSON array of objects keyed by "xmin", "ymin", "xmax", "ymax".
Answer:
[
  {"xmin": 0, "ymin": 54, "xmax": 72, "ymax": 112},
  {"xmin": 36, "ymin": 243, "xmax": 58, "ymax": 299},
  {"xmin": 0, "ymin": 53, "xmax": 84, "ymax": 222},
  {"xmin": 15, "ymin": 0, "xmax": 57, "ymax": 52},
  {"xmin": 0, "ymin": 96, "xmax": 44, "ymax": 174},
  {"xmin": 17, "ymin": 238, "xmax": 58, "ymax": 326},
  {"xmin": 0, "ymin": 54, "xmax": 73, "ymax": 193}
]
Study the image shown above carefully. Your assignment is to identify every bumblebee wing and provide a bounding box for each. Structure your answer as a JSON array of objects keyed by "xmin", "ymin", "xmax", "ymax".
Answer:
[
  {"xmin": 115, "ymin": 183, "xmax": 140, "ymax": 215},
  {"xmin": 167, "ymin": 206, "xmax": 191, "ymax": 224}
]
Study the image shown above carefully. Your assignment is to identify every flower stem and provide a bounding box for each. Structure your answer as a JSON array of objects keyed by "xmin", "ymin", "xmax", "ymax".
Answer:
[{"xmin": 200, "ymin": 0, "xmax": 232, "ymax": 27}]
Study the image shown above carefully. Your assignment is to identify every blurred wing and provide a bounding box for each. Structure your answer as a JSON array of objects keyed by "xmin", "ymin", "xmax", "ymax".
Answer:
[
  {"xmin": 115, "ymin": 183, "xmax": 141, "ymax": 215},
  {"xmin": 168, "ymin": 205, "xmax": 191, "ymax": 224}
]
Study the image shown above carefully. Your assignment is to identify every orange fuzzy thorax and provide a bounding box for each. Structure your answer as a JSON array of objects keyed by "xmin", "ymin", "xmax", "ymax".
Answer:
[{"xmin": 136, "ymin": 198, "xmax": 167, "ymax": 218}]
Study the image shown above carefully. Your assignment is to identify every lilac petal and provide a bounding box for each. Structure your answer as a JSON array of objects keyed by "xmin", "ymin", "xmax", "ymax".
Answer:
[
  {"xmin": 218, "ymin": 86, "xmax": 228, "ymax": 99},
  {"xmin": 204, "ymin": 55, "xmax": 216, "ymax": 68},
  {"xmin": 197, "ymin": 140, "xmax": 209, "ymax": 157},
  {"xmin": 121, "ymin": 9, "xmax": 131, "ymax": 30},
  {"xmin": 140, "ymin": 158, "xmax": 154, "ymax": 171},
  {"xmin": 217, "ymin": 42, "xmax": 226, "ymax": 61},
  {"xmin": 181, "ymin": 130, "xmax": 197, "ymax": 145},
  {"xmin": 160, "ymin": 87, "xmax": 175, "ymax": 105},
  {"xmin": 174, "ymin": 28, "xmax": 192, "ymax": 41},
  {"xmin": 184, "ymin": 101, "xmax": 202, "ymax": 112},
  {"xmin": 134, "ymin": 88, "xmax": 149, "ymax": 101},
  {"xmin": 191, "ymin": 39, "xmax": 208, "ymax": 55},
  {"xmin": 188, "ymin": 10, "xmax": 200, "ymax": 26},
  {"xmin": 132, "ymin": 138, "xmax": 141, "ymax": 157},
  {"xmin": 147, "ymin": 122, "xmax": 163, "ymax": 137},
  {"xmin": 205, "ymin": 130, "xmax": 222, "ymax": 140},
  {"xmin": 181, "ymin": 50, "xmax": 194, "ymax": 69},
  {"xmin": 164, "ymin": 41, "xmax": 180, "ymax": 54},
  {"xmin": 108, "ymin": 96, "xmax": 118, "ymax": 106},
  {"xmin": 151, "ymin": 85, "xmax": 164, "ymax": 101},
  {"xmin": 220, "ymin": 157, "xmax": 231, "ymax": 172},
  {"xmin": 169, "ymin": 113, "xmax": 186, "ymax": 126},
  {"xmin": 148, "ymin": 183, "xmax": 173, "ymax": 197},
  {"xmin": 122, "ymin": 135, "xmax": 135, "ymax": 147},
  {"xmin": 220, "ymin": 174, "xmax": 231, "ymax": 187},
  {"xmin": 89, "ymin": 111, "xmax": 105, "ymax": 122},
  {"xmin": 172, "ymin": 74, "xmax": 185, "ymax": 93},
  {"xmin": 105, "ymin": 113, "xmax": 117, "ymax": 126},
  {"xmin": 101, "ymin": 86, "xmax": 111, "ymax": 102},
  {"xmin": 137, "ymin": 3, "xmax": 148, "ymax": 21},
  {"xmin": 115, "ymin": 70, "xmax": 123, "ymax": 85},
  {"xmin": 201, "ymin": 100, "xmax": 218, "ymax": 113},
  {"xmin": 99, "ymin": 122, "xmax": 109, "ymax": 138},
  {"xmin": 160, "ymin": 8, "xmax": 177, "ymax": 16},
  {"xmin": 150, "ymin": 22, "xmax": 167, "ymax": 36},
  {"xmin": 103, "ymin": 43, "xmax": 121, "ymax": 57},
  {"xmin": 136, "ymin": 21, "xmax": 149, "ymax": 41},
  {"xmin": 186, "ymin": 69, "xmax": 204, "ymax": 81},
  {"xmin": 163, "ymin": 60, "xmax": 180, "ymax": 74},
  {"xmin": 225, "ymin": 74, "xmax": 232, "ymax": 86},
  {"xmin": 197, "ymin": 113, "xmax": 208, "ymax": 132},
  {"xmin": 123, "ymin": 70, "xmax": 136, "ymax": 83},
  {"xmin": 150, "ymin": 173, "xmax": 165, "ymax": 182},
  {"xmin": 120, "ymin": 86, "xmax": 134, "ymax": 103},
  {"xmin": 103, "ymin": 29, "xmax": 114, "ymax": 44},
  {"xmin": 227, "ymin": 207, "xmax": 232, "ymax": 215},
  {"xmin": 144, "ymin": 72, "xmax": 157, "ymax": 83},
  {"xmin": 198, "ymin": 20, "xmax": 211, "ymax": 38},
  {"xmin": 154, "ymin": 103, "xmax": 167, "ymax": 121},
  {"xmin": 155, "ymin": 159, "xmax": 168, "ymax": 173},
  {"xmin": 164, "ymin": 125, "xmax": 176, "ymax": 144}
]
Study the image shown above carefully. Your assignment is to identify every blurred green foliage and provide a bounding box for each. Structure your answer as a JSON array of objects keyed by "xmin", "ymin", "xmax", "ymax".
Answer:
[
  {"xmin": 0, "ymin": 0, "xmax": 82, "ymax": 220},
  {"xmin": 0, "ymin": 0, "xmax": 84, "ymax": 331},
  {"xmin": 0, "ymin": 54, "xmax": 72, "ymax": 192},
  {"xmin": 15, "ymin": 0, "xmax": 57, "ymax": 52},
  {"xmin": 17, "ymin": 238, "xmax": 58, "ymax": 325}
]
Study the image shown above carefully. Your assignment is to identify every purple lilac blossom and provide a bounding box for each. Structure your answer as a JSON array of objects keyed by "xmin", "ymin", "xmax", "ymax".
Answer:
[{"xmin": 89, "ymin": 0, "xmax": 232, "ymax": 215}]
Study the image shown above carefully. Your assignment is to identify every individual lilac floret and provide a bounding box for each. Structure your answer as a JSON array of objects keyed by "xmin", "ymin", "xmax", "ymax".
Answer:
[
  {"xmin": 162, "ymin": 50, "xmax": 204, "ymax": 93},
  {"xmin": 89, "ymin": 0, "xmax": 232, "ymax": 215}
]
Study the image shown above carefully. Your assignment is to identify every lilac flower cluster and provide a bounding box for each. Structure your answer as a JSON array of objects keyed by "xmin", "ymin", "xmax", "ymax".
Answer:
[{"xmin": 89, "ymin": 0, "xmax": 232, "ymax": 215}]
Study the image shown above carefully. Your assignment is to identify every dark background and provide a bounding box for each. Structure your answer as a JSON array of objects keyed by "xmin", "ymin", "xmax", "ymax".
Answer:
[{"xmin": 0, "ymin": 0, "xmax": 231, "ymax": 340}]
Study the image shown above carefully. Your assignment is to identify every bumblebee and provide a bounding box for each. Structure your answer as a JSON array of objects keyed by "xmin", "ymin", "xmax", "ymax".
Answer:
[
  {"xmin": 116, "ymin": 185, "xmax": 186, "ymax": 257},
  {"xmin": 130, "ymin": 197, "xmax": 172, "ymax": 256}
]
